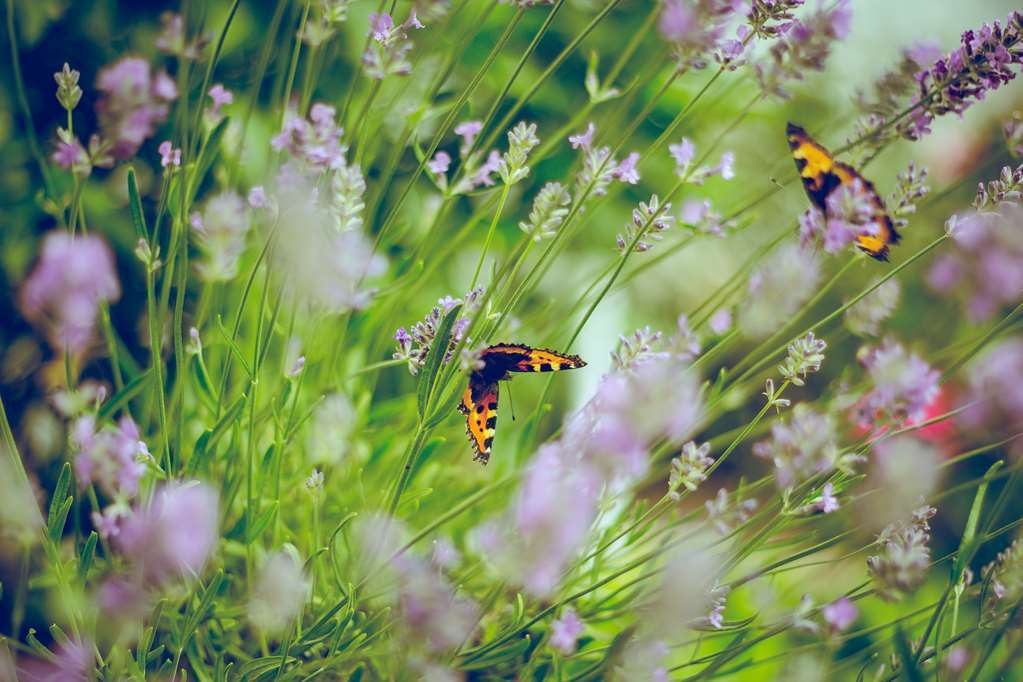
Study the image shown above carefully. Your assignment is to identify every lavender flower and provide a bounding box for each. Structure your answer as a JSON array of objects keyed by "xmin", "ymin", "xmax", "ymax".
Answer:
[
  {"xmin": 191, "ymin": 192, "xmax": 252, "ymax": 281},
  {"xmin": 616, "ymin": 195, "xmax": 675, "ymax": 253},
  {"xmin": 571, "ymin": 122, "xmax": 625, "ymax": 199},
  {"xmin": 569, "ymin": 122, "xmax": 596, "ymax": 150},
  {"xmin": 668, "ymin": 441, "xmax": 714, "ymax": 498},
  {"xmin": 959, "ymin": 338, "xmax": 1023, "ymax": 448},
  {"xmin": 272, "ymin": 103, "xmax": 349, "ymax": 171},
  {"xmin": 822, "ymin": 597, "xmax": 858, "ymax": 633},
  {"xmin": 520, "ymin": 182, "xmax": 571, "ymax": 240},
  {"xmin": 54, "ymin": 62, "xmax": 82, "ymax": 111},
  {"xmin": 753, "ymin": 404, "xmax": 860, "ymax": 490},
  {"xmin": 115, "ymin": 481, "xmax": 219, "ymax": 586},
  {"xmin": 206, "ymin": 83, "xmax": 233, "ymax": 120},
  {"xmin": 981, "ymin": 538, "xmax": 1023, "ymax": 624},
  {"xmin": 473, "ymin": 443, "xmax": 601, "ymax": 597},
  {"xmin": 454, "ymin": 119, "xmax": 483, "ymax": 155},
  {"xmin": 394, "ymin": 288, "xmax": 484, "ymax": 375},
  {"xmin": 427, "ymin": 150, "xmax": 451, "ymax": 176},
  {"xmin": 155, "ymin": 11, "xmax": 205, "ymax": 59},
  {"xmin": 577, "ymin": 356, "xmax": 705, "ymax": 479},
  {"xmin": 855, "ymin": 339, "xmax": 939, "ymax": 428},
  {"xmin": 709, "ymin": 309, "xmax": 732, "ymax": 335},
  {"xmin": 745, "ymin": 0, "xmax": 804, "ymax": 40},
  {"xmin": 611, "ymin": 326, "xmax": 666, "ymax": 370},
  {"xmin": 393, "ymin": 551, "xmax": 480, "ymax": 652},
  {"xmin": 845, "ymin": 279, "xmax": 900, "ymax": 337},
  {"xmin": 271, "ymin": 172, "xmax": 384, "ymax": 311},
  {"xmin": 867, "ymin": 505, "xmax": 936, "ymax": 602},
  {"xmin": 362, "ymin": 11, "xmax": 424, "ymax": 79},
  {"xmin": 887, "ymin": 163, "xmax": 930, "ymax": 232},
  {"xmin": 52, "ymin": 131, "xmax": 91, "ymax": 176},
  {"xmin": 928, "ymin": 202, "xmax": 1023, "ymax": 322},
  {"xmin": 498, "ymin": 121, "xmax": 540, "ymax": 185},
  {"xmin": 611, "ymin": 151, "xmax": 641, "ymax": 184},
  {"xmin": 248, "ymin": 550, "xmax": 311, "ymax": 634},
  {"xmin": 658, "ymin": 0, "xmax": 745, "ymax": 70},
  {"xmin": 72, "ymin": 415, "xmax": 149, "ymax": 500},
  {"xmin": 18, "ymin": 232, "xmax": 121, "ymax": 356},
  {"xmin": 95, "ymin": 56, "xmax": 177, "ymax": 159},
  {"xmin": 670, "ymin": 136, "xmax": 735, "ymax": 184},
  {"xmin": 158, "ymin": 140, "xmax": 181, "ymax": 168},
  {"xmin": 1005, "ymin": 111, "xmax": 1023, "ymax": 157},
  {"xmin": 798, "ymin": 482, "xmax": 840, "ymax": 514},
  {"xmin": 797, "ymin": 179, "xmax": 886, "ymax": 255},
  {"xmin": 778, "ymin": 331, "xmax": 826, "ymax": 386},
  {"xmin": 550, "ymin": 609, "xmax": 584, "ymax": 654},
  {"xmin": 705, "ymin": 487, "xmax": 758, "ymax": 535},
  {"xmin": 16, "ymin": 639, "xmax": 93, "ymax": 682},
  {"xmin": 900, "ymin": 12, "xmax": 1023, "ymax": 140},
  {"xmin": 738, "ymin": 242, "xmax": 822, "ymax": 339},
  {"xmin": 865, "ymin": 437, "xmax": 942, "ymax": 532},
  {"xmin": 853, "ymin": 44, "xmax": 942, "ymax": 150},
  {"xmin": 755, "ymin": 1, "xmax": 852, "ymax": 98}
]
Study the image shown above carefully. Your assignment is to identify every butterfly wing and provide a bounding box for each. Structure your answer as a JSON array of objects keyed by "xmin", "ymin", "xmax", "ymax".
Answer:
[
  {"xmin": 482, "ymin": 343, "xmax": 587, "ymax": 373},
  {"xmin": 832, "ymin": 162, "xmax": 901, "ymax": 261},
  {"xmin": 458, "ymin": 379, "xmax": 499, "ymax": 464},
  {"xmin": 787, "ymin": 123, "xmax": 900, "ymax": 262},
  {"xmin": 787, "ymin": 123, "xmax": 841, "ymax": 209}
]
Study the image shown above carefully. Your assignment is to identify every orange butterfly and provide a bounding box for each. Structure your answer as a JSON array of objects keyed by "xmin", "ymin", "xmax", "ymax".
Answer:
[
  {"xmin": 786, "ymin": 122, "xmax": 900, "ymax": 261},
  {"xmin": 458, "ymin": 343, "xmax": 586, "ymax": 464}
]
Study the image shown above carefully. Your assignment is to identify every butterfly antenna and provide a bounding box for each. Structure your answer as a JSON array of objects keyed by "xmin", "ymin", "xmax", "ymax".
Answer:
[{"xmin": 506, "ymin": 382, "xmax": 517, "ymax": 422}]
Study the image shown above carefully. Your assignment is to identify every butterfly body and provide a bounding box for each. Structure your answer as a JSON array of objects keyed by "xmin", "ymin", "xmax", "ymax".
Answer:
[
  {"xmin": 458, "ymin": 343, "xmax": 585, "ymax": 464},
  {"xmin": 786, "ymin": 122, "xmax": 900, "ymax": 261}
]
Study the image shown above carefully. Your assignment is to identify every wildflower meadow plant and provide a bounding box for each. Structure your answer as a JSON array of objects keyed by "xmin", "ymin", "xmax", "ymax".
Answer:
[{"xmin": 4, "ymin": 1, "xmax": 1023, "ymax": 679}]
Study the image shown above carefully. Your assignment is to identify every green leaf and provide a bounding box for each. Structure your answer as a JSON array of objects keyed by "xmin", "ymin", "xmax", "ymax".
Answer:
[
  {"xmin": 235, "ymin": 656, "xmax": 298, "ymax": 678},
  {"xmin": 417, "ymin": 303, "xmax": 462, "ymax": 418},
  {"xmin": 127, "ymin": 167, "xmax": 149, "ymax": 240},
  {"xmin": 954, "ymin": 459, "xmax": 1003, "ymax": 580},
  {"xmin": 245, "ymin": 502, "xmax": 278, "ymax": 544},
  {"xmin": 176, "ymin": 571, "xmax": 226, "ymax": 659},
  {"xmin": 189, "ymin": 395, "xmax": 247, "ymax": 474},
  {"xmin": 191, "ymin": 118, "xmax": 230, "ymax": 202},
  {"xmin": 47, "ymin": 462, "xmax": 72, "ymax": 542},
  {"xmin": 98, "ymin": 369, "xmax": 152, "ymax": 420},
  {"xmin": 78, "ymin": 531, "xmax": 97, "ymax": 580},
  {"xmin": 893, "ymin": 625, "xmax": 924, "ymax": 682}
]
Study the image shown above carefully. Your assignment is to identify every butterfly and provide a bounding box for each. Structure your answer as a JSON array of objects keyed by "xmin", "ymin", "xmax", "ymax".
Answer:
[
  {"xmin": 458, "ymin": 343, "xmax": 586, "ymax": 464},
  {"xmin": 786, "ymin": 122, "xmax": 900, "ymax": 261}
]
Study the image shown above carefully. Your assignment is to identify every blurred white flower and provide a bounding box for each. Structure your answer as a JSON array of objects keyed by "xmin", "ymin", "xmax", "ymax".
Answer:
[{"xmin": 249, "ymin": 549, "xmax": 311, "ymax": 634}]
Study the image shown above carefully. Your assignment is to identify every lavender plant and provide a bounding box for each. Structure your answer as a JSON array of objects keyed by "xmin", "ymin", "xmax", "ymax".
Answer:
[{"xmin": 3, "ymin": 1, "xmax": 1023, "ymax": 680}]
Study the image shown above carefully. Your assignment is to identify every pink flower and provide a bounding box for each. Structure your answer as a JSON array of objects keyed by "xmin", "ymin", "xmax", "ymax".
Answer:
[
  {"xmin": 16, "ymin": 639, "xmax": 92, "ymax": 682},
  {"xmin": 427, "ymin": 150, "xmax": 451, "ymax": 175},
  {"xmin": 95, "ymin": 57, "xmax": 177, "ymax": 160},
  {"xmin": 550, "ymin": 608, "xmax": 584, "ymax": 654},
  {"xmin": 669, "ymin": 137, "xmax": 695, "ymax": 168},
  {"xmin": 611, "ymin": 151, "xmax": 641, "ymax": 184},
  {"xmin": 454, "ymin": 120, "xmax": 483, "ymax": 152},
  {"xmin": 709, "ymin": 309, "xmax": 732, "ymax": 335},
  {"xmin": 271, "ymin": 104, "xmax": 349, "ymax": 170},
  {"xmin": 19, "ymin": 232, "xmax": 121, "ymax": 356},
  {"xmin": 248, "ymin": 185, "xmax": 268, "ymax": 208},
  {"xmin": 568, "ymin": 122, "xmax": 596, "ymax": 150},
  {"xmin": 158, "ymin": 140, "xmax": 181, "ymax": 167},
  {"xmin": 716, "ymin": 151, "xmax": 735, "ymax": 180},
  {"xmin": 855, "ymin": 340, "xmax": 940, "ymax": 429},
  {"xmin": 822, "ymin": 597, "xmax": 858, "ymax": 632},
  {"xmin": 206, "ymin": 84, "xmax": 233, "ymax": 118},
  {"xmin": 368, "ymin": 13, "xmax": 394, "ymax": 42},
  {"xmin": 52, "ymin": 137, "xmax": 88, "ymax": 170},
  {"xmin": 115, "ymin": 481, "xmax": 219, "ymax": 585}
]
